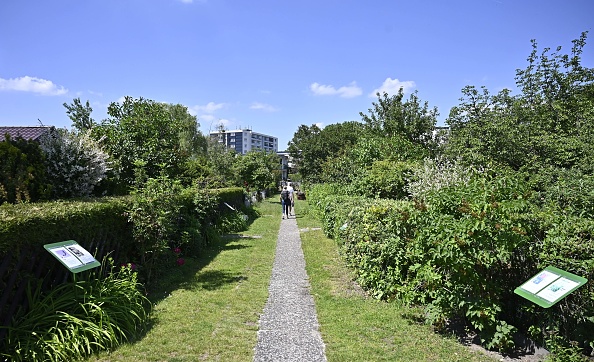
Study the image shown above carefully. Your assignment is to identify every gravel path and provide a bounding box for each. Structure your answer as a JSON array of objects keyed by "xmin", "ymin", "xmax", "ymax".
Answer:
[{"xmin": 253, "ymin": 214, "xmax": 327, "ymax": 362}]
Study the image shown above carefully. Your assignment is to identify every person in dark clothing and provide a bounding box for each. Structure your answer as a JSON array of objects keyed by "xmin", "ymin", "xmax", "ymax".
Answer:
[{"xmin": 280, "ymin": 186, "xmax": 291, "ymax": 219}]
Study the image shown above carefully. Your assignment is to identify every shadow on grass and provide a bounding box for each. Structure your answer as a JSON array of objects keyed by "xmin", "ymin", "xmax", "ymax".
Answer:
[
  {"xmin": 121, "ymin": 231, "xmax": 259, "ymax": 348},
  {"xmin": 147, "ymin": 237, "xmax": 253, "ymax": 303},
  {"xmin": 181, "ymin": 269, "xmax": 248, "ymax": 291}
]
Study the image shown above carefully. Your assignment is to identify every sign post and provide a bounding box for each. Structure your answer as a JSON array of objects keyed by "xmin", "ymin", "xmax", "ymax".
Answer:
[
  {"xmin": 44, "ymin": 240, "xmax": 101, "ymax": 273},
  {"xmin": 514, "ymin": 266, "xmax": 587, "ymax": 308}
]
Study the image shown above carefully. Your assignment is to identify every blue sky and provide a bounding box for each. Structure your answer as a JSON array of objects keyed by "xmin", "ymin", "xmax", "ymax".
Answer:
[{"xmin": 1, "ymin": 0, "xmax": 592, "ymax": 150}]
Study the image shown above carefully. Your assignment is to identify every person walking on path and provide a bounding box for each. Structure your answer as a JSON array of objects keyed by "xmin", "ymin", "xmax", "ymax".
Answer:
[
  {"xmin": 253, "ymin": 214, "xmax": 327, "ymax": 362},
  {"xmin": 280, "ymin": 186, "xmax": 291, "ymax": 219},
  {"xmin": 286, "ymin": 182, "xmax": 295, "ymax": 216}
]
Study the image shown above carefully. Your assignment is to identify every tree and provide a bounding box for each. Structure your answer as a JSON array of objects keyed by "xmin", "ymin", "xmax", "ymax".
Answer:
[
  {"xmin": 200, "ymin": 138, "xmax": 238, "ymax": 188},
  {"xmin": 93, "ymin": 97, "xmax": 200, "ymax": 188},
  {"xmin": 163, "ymin": 103, "xmax": 207, "ymax": 159},
  {"xmin": 360, "ymin": 89, "xmax": 439, "ymax": 148},
  {"xmin": 233, "ymin": 150, "xmax": 279, "ymax": 192},
  {"xmin": 63, "ymin": 98, "xmax": 95, "ymax": 133},
  {"xmin": 446, "ymin": 32, "xmax": 594, "ymax": 174},
  {"xmin": 287, "ymin": 121, "xmax": 366, "ymax": 183}
]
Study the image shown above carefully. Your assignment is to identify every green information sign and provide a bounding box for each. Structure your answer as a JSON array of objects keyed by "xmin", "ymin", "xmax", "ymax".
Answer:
[
  {"xmin": 514, "ymin": 266, "xmax": 587, "ymax": 308},
  {"xmin": 44, "ymin": 240, "xmax": 101, "ymax": 273}
]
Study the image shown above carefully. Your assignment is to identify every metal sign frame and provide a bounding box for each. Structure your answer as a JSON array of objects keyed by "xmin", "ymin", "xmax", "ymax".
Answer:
[
  {"xmin": 514, "ymin": 266, "xmax": 587, "ymax": 308},
  {"xmin": 44, "ymin": 240, "xmax": 101, "ymax": 273}
]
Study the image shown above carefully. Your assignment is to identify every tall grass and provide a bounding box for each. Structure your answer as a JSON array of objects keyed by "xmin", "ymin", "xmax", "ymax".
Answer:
[{"xmin": 1, "ymin": 259, "xmax": 150, "ymax": 362}]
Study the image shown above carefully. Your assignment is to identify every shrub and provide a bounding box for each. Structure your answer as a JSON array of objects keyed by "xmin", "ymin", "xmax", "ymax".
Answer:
[
  {"xmin": 0, "ymin": 135, "xmax": 51, "ymax": 204},
  {"xmin": 39, "ymin": 129, "xmax": 108, "ymax": 198},
  {"xmin": 405, "ymin": 156, "xmax": 482, "ymax": 201},
  {"xmin": 412, "ymin": 173, "xmax": 535, "ymax": 351},
  {"xmin": 530, "ymin": 214, "xmax": 594, "ymax": 356},
  {"xmin": 351, "ymin": 160, "xmax": 416, "ymax": 199},
  {"xmin": 337, "ymin": 199, "xmax": 419, "ymax": 301},
  {"xmin": 1, "ymin": 259, "xmax": 150, "ymax": 362},
  {"xmin": 128, "ymin": 175, "xmax": 188, "ymax": 284}
]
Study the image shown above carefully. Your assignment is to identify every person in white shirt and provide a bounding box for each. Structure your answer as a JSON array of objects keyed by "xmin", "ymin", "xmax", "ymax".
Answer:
[{"xmin": 286, "ymin": 182, "xmax": 295, "ymax": 216}]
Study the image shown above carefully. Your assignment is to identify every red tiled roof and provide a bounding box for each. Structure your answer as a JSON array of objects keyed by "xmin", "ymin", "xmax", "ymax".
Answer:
[{"xmin": 0, "ymin": 126, "xmax": 55, "ymax": 141}]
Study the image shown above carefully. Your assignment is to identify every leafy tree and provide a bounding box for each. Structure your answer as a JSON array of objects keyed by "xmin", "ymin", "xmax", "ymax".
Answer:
[
  {"xmin": 93, "ymin": 97, "xmax": 199, "ymax": 188},
  {"xmin": 288, "ymin": 121, "xmax": 365, "ymax": 183},
  {"xmin": 163, "ymin": 103, "xmax": 207, "ymax": 159},
  {"xmin": 63, "ymin": 98, "xmax": 95, "ymax": 133},
  {"xmin": 446, "ymin": 32, "xmax": 594, "ymax": 174},
  {"xmin": 351, "ymin": 160, "xmax": 416, "ymax": 199},
  {"xmin": 360, "ymin": 89, "xmax": 439, "ymax": 148},
  {"xmin": 201, "ymin": 138, "xmax": 238, "ymax": 188},
  {"xmin": 233, "ymin": 150, "xmax": 279, "ymax": 192},
  {"xmin": 321, "ymin": 134, "xmax": 427, "ymax": 189}
]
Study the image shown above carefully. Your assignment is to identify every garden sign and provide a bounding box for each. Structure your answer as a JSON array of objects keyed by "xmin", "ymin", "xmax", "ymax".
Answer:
[
  {"xmin": 514, "ymin": 266, "xmax": 587, "ymax": 308},
  {"xmin": 44, "ymin": 240, "xmax": 100, "ymax": 273}
]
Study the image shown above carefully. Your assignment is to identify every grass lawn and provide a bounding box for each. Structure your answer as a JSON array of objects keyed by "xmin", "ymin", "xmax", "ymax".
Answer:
[
  {"xmin": 88, "ymin": 198, "xmax": 280, "ymax": 362},
  {"xmin": 87, "ymin": 196, "xmax": 496, "ymax": 361}
]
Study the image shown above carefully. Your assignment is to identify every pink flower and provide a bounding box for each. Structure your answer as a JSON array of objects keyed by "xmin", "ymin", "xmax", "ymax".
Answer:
[
  {"xmin": 173, "ymin": 247, "xmax": 182, "ymax": 254},
  {"xmin": 176, "ymin": 258, "xmax": 185, "ymax": 266},
  {"xmin": 121, "ymin": 262, "xmax": 137, "ymax": 271}
]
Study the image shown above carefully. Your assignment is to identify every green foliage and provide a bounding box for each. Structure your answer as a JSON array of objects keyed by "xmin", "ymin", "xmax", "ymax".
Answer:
[
  {"xmin": 530, "ymin": 167, "xmax": 594, "ymax": 218},
  {"xmin": 351, "ymin": 160, "xmax": 416, "ymax": 199},
  {"xmin": 360, "ymin": 89, "xmax": 439, "ymax": 148},
  {"xmin": 310, "ymin": 173, "xmax": 549, "ymax": 352},
  {"xmin": 288, "ymin": 122, "xmax": 366, "ymax": 183},
  {"xmin": 202, "ymin": 138, "xmax": 237, "ymax": 188},
  {"xmin": 321, "ymin": 135, "xmax": 426, "ymax": 188},
  {"xmin": 533, "ymin": 215, "xmax": 594, "ymax": 351},
  {"xmin": 446, "ymin": 32, "xmax": 594, "ymax": 175},
  {"xmin": 544, "ymin": 329, "xmax": 591, "ymax": 362},
  {"xmin": 128, "ymin": 175, "xmax": 190, "ymax": 284},
  {"xmin": 306, "ymin": 183, "xmax": 361, "ymax": 239},
  {"xmin": 1, "ymin": 259, "xmax": 150, "ymax": 362},
  {"xmin": 0, "ymin": 135, "xmax": 51, "ymax": 204},
  {"xmin": 0, "ymin": 197, "xmax": 131, "ymax": 255},
  {"xmin": 63, "ymin": 98, "xmax": 96, "ymax": 133},
  {"xmin": 94, "ymin": 97, "xmax": 202, "ymax": 189},
  {"xmin": 233, "ymin": 150, "xmax": 279, "ymax": 192}
]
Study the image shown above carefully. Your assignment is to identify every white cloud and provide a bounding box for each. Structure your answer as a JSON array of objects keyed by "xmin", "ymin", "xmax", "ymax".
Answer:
[
  {"xmin": 309, "ymin": 81, "xmax": 362, "ymax": 98},
  {"xmin": 369, "ymin": 78, "xmax": 416, "ymax": 97},
  {"xmin": 191, "ymin": 101, "xmax": 225, "ymax": 114},
  {"xmin": 250, "ymin": 102, "xmax": 278, "ymax": 112},
  {"xmin": 0, "ymin": 76, "xmax": 68, "ymax": 96}
]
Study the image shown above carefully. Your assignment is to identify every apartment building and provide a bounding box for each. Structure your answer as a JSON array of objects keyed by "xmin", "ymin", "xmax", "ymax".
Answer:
[{"xmin": 210, "ymin": 128, "xmax": 278, "ymax": 154}]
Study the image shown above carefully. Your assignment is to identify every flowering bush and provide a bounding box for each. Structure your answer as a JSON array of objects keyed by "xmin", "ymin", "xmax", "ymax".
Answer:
[
  {"xmin": 405, "ymin": 155, "xmax": 482, "ymax": 201},
  {"xmin": 39, "ymin": 129, "xmax": 109, "ymax": 198}
]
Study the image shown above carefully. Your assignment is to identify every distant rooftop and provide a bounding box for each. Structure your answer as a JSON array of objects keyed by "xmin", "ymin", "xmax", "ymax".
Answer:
[{"xmin": 0, "ymin": 126, "xmax": 55, "ymax": 142}]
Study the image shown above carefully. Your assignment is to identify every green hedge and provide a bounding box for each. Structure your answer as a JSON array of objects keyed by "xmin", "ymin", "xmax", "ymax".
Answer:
[
  {"xmin": 308, "ymin": 180, "xmax": 594, "ymax": 355},
  {"xmin": 0, "ymin": 187, "xmax": 246, "ymax": 256},
  {"xmin": 0, "ymin": 197, "xmax": 132, "ymax": 255}
]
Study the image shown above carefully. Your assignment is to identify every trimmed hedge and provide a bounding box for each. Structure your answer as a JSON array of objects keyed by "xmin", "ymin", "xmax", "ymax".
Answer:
[
  {"xmin": 0, "ymin": 197, "xmax": 132, "ymax": 255},
  {"xmin": 0, "ymin": 187, "xmax": 246, "ymax": 255}
]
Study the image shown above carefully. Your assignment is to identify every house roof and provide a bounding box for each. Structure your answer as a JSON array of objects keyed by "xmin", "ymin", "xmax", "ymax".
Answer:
[{"xmin": 0, "ymin": 126, "xmax": 55, "ymax": 142}]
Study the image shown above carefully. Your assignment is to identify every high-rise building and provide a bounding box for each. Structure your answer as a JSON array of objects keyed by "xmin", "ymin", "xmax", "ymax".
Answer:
[{"xmin": 210, "ymin": 128, "xmax": 278, "ymax": 154}]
